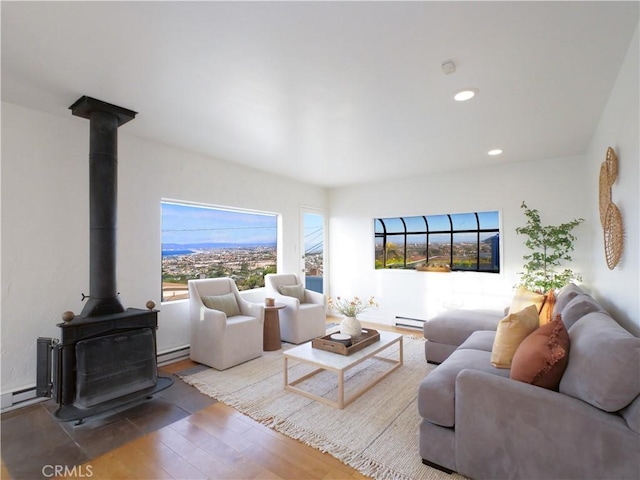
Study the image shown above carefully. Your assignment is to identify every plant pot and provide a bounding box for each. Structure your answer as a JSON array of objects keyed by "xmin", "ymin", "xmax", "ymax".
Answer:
[{"xmin": 340, "ymin": 316, "xmax": 362, "ymax": 339}]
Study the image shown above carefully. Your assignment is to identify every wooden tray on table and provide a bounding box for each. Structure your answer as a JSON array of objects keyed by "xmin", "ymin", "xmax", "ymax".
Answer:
[{"xmin": 312, "ymin": 329, "xmax": 380, "ymax": 356}]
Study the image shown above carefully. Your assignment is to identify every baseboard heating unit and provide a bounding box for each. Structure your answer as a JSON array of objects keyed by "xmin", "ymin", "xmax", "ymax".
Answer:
[{"xmin": 395, "ymin": 316, "xmax": 426, "ymax": 331}]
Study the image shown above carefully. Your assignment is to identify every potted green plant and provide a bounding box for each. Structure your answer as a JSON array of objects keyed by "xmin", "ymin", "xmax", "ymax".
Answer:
[{"xmin": 516, "ymin": 202, "xmax": 584, "ymax": 293}]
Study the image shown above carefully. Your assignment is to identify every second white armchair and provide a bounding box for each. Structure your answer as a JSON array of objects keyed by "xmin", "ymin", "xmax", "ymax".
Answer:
[{"xmin": 265, "ymin": 273, "xmax": 327, "ymax": 344}]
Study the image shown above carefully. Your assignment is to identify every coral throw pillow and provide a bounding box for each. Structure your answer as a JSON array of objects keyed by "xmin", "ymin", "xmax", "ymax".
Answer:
[
  {"xmin": 510, "ymin": 315, "xmax": 570, "ymax": 391},
  {"xmin": 491, "ymin": 304, "xmax": 540, "ymax": 369},
  {"xmin": 538, "ymin": 289, "xmax": 556, "ymax": 326}
]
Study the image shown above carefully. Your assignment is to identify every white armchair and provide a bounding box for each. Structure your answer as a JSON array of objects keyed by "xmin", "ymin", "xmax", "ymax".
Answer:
[
  {"xmin": 188, "ymin": 278, "xmax": 264, "ymax": 370},
  {"xmin": 264, "ymin": 273, "xmax": 326, "ymax": 344}
]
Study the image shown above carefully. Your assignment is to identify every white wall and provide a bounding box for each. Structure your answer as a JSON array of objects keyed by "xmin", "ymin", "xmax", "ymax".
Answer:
[
  {"xmin": 1, "ymin": 101, "xmax": 327, "ymax": 393},
  {"xmin": 585, "ymin": 23, "xmax": 639, "ymax": 336},
  {"xmin": 327, "ymin": 156, "xmax": 591, "ymax": 325}
]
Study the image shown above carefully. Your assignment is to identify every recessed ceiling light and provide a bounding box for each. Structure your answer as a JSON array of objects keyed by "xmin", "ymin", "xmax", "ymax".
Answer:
[
  {"xmin": 454, "ymin": 88, "xmax": 478, "ymax": 101},
  {"xmin": 488, "ymin": 149, "xmax": 503, "ymax": 156}
]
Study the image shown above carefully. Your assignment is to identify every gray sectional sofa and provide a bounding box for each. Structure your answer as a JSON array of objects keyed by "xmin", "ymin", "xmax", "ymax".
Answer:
[{"xmin": 418, "ymin": 284, "xmax": 640, "ymax": 479}]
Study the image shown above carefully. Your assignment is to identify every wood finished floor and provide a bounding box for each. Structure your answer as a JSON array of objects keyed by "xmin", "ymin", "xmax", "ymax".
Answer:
[{"xmin": 1, "ymin": 321, "xmax": 417, "ymax": 480}]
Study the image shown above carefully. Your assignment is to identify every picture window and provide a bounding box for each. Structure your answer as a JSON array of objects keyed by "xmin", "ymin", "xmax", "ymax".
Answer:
[
  {"xmin": 161, "ymin": 200, "xmax": 277, "ymax": 302},
  {"xmin": 374, "ymin": 211, "xmax": 500, "ymax": 272}
]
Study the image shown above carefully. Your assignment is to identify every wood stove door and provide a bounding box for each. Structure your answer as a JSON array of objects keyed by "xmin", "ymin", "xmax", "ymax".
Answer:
[{"xmin": 75, "ymin": 328, "xmax": 157, "ymax": 408}]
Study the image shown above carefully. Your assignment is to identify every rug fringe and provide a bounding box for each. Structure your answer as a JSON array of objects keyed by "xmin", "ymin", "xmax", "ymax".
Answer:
[{"xmin": 271, "ymin": 416, "xmax": 416, "ymax": 480}]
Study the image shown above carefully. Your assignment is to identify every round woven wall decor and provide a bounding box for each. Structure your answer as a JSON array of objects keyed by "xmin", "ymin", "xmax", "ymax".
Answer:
[
  {"xmin": 598, "ymin": 162, "xmax": 611, "ymax": 227},
  {"xmin": 603, "ymin": 201, "xmax": 623, "ymax": 270},
  {"xmin": 606, "ymin": 147, "xmax": 618, "ymax": 184}
]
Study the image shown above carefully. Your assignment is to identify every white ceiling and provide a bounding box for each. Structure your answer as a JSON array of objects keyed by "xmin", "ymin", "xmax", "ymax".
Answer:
[{"xmin": 2, "ymin": 1, "xmax": 638, "ymax": 188}]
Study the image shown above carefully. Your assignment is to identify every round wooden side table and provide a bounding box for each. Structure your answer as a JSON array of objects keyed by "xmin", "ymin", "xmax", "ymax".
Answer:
[{"xmin": 263, "ymin": 303, "xmax": 285, "ymax": 351}]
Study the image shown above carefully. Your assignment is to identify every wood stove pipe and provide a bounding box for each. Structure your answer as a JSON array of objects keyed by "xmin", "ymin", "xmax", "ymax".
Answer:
[{"xmin": 69, "ymin": 96, "xmax": 137, "ymax": 317}]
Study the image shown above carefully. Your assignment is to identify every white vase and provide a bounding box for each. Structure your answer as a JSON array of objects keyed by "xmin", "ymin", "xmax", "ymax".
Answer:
[{"xmin": 340, "ymin": 316, "xmax": 362, "ymax": 339}]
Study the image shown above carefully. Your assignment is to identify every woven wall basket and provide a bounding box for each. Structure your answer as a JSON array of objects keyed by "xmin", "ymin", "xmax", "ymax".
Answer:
[
  {"xmin": 598, "ymin": 162, "xmax": 611, "ymax": 227},
  {"xmin": 603, "ymin": 201, "xmax": 623, "ymax": 270}
]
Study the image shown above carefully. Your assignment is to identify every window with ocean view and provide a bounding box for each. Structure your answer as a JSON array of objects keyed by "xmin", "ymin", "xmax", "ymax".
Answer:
[
  {"xmin": 374, "ymin": 211, "xmax": 500, "ymax": 273},
  {"xmin": 161, "ymin": 201, "xmax": 277, "ymax": 302}
]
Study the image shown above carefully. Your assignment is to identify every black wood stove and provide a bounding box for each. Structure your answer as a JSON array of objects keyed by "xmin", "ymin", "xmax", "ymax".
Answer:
[{"xmin": 37, "ymin": 96, "xmax": 172, "ymax": 424}]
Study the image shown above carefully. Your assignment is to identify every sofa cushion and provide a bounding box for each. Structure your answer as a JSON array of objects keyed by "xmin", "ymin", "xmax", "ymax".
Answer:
[
  {"xmin": 510, "ymin": 315, "xmax": 570, "ymax": 390},
  {"xmin": 418, "ymin": 348, "xmax": 510, "ymax": 427},
  {"xmin": 458, "ymin": 330, "xmax": 496, "ymax": 353},
  {"xmin": 490, "ymin": 305, "xmax": 539, "ymax": 368},
  {"xmin": 559, "ymin": 293, "xmax": 605, "ymax": 330},
  {"xmin": 424, "ymin": 309, "xmax": 503, "ymax": 347},
  {"xmin": 202, "ymin": 293, "xmax": 241, "ymax": 317},
  {"xmin": 559, "ymin": 312, "xmax": 640, "ymax": 412},
  {"xmin": 509, "ymin": 286, "xmax": 546, "ymax": 314},
  {"xmin": 278, "ymin": 283, "xmax": 305, "ymax": 302},
  {"xmin": 553, "ymin": 282, "xmax": 584, "ymax": 317}
]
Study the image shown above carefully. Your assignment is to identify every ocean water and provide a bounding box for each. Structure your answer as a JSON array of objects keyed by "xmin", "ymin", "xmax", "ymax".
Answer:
[
  {"xmin": 162, "ymin": 243, "xmax": 276, "ymax": 258},
  {"xmin": 162, "ymin": 249, "xmax": 195, "ymax": 257}
]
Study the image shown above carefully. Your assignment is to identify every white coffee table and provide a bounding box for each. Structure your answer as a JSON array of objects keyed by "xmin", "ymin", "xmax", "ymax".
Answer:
[{"xmin": 283, "ymin": 331, "xmax": 403, "ymax": 409}]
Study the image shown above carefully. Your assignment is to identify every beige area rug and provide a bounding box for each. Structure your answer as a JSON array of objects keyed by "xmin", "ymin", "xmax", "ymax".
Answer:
[{"xmin": 181, "ymin": 336, "xmax": 467, "ymax": 480}]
